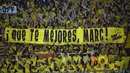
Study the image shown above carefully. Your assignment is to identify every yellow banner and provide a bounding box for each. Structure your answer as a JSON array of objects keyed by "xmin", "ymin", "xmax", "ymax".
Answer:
[{"xmin": 4, "ymin": 27, "xmax": 125, "ymax": 45}]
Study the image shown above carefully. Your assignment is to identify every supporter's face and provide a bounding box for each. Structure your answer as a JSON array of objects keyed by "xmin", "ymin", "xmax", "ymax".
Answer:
[
  {"xmin": 37, "ymin": 63, "xmax": 40, "ymax": 67},
  {"xmin": 24, "ymin": 60, "xmax": 26, "ymax": 64},
  {"xmin": 58, "ymin": 55, "xmax": 61, "ymax": 59},
  {"xmin": 108, "ymin": 60, "xmax": 112, "ymax": 63},
  {"xmin": 18, "ymin": 56, "xmax": 22, "ymax": 60},
  {"xmin": 117, "ymin": 56, "xmax": 121, "ymax": 61},
  {"xmin": 98, "ymin": 64, "xmax": 101, "ymax": 68},
  {"xmin": 110, "ymin": 49, "xmax": 114, "ymax": 54},
  {"xmin": 2, "ymin": 60, "xmax": 4, "ymax": 64},
  {"xmin": 27, "ymin": 64, "xmax": 30, "ymax": 67},
  {"xmin": 94, "ymin": 61, "xmax": 98, "ymax": 66},
  {"xmin": 69, "ymin": 66, "xmax": 72, "ymax": 69},
  {"xmin": 101, "ymin": 59, "xmax": 105, "ymax": 63},
  {"xmin": 58, "ymin": 48, "xmax": 61, "ymax": 52},
  {"xmin": 3, "ymin": 65, "xmax": 6, "ymax": 68},
  {"xmin": 106, "ymin": 64, "xmax": 109, "ymax": 68},
  {"xmin": 56, "ymin": 67, "xmax": 58, "ymax": 71},
  {"xmin": 91, "ymin": 65, "xmax": 94, "ymax": 68},
  {"xmin": 11, "ymin": 66, "xmax": 14, "ymax": 69}
]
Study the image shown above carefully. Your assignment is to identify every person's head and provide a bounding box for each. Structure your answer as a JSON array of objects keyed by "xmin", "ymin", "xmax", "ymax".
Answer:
[
  {"xmin": 117, "ymin": 55, "xmax": 121, "ymax": 61},
  {"xmin": 30, "ymin": 61, "xmax": 33, "ymax": 65},
  {"xmin": 10, "ymin": 65, "xmax": 14, "ymax": 69},
  {"xmin": 26, "ymin": 63, "xmax": 30, "ymax": 68},
  {"xmin": 114, "ymin": 64, "xmax": 117, "ymax": 68},
  {"xmin": 105, "ymin": 64, "xmax": 110, "ymax": 68},
  {"xmin": 117, "ymin": 66, "xmax": 120, "ymax": 70},
  {"xmin": 67, "ymin": 60, "xmax": 71, "ymax": 65},
  {"xmin": 18, "ymin": 63, "xmax": 22, "ymax": 69},
  {"xmin": 109, "ymin": 49, "xmax": 114, "ymax": 54},
  {"xmin": 55, "ymin": 65, "xmax": 59, "ymax": 71},
  {"xmin": 58, "ymin": 54, "xmax": 61, "ymax": 59},
  {"xmin": 69, "ymin": 65, "xmax": 73, "ymax": 70},
  {"xmin": 36, "ymin": 62, "xmax": 40, "ymax": 67},
  {"xmin": 83, "ymin": 64, "xmax": 86, "ymax": 68},
  {"xmin": 64, "ymin": 66, "xmax": 67, "ymax": 71},
  {"xmin": 101, "ymin": 58, "xmax": 105, "ymax": 63},
  {"xmin": 18, "ymin": 56, "xmax": 22, "ymax": 61},
  {"xmin": 72, "ymin": 61, "xmax": 76, "ymax": 65},
  {"xmin": 91, "ymin": 65, "xmax": 94, "ymax": 69},
  {"xmin": 94, "ymin": 60, "xmax": 98, "ymax": 66},
  {"xmin": 108, "ymin": 59, "xmax": 112, "ymax": 64},
  {"xmin": 23, "ymin": 60, "xmax": 26, "ymax": 64},
  {"xmin": 97, "ymin": 63, "xmax": 101, "ymax": 68}
]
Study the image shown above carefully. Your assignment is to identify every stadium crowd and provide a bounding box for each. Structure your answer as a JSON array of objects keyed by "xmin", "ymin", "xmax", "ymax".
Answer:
[
  {"xmin": 0, "ymin": 43, "xmax": 128, "ymax": 73},
  {"xmin": 0, "ymin": 0, "xmax": 130, "ymax": 73},
  {"xmin": 0, "ymin": 0, "xmax": 129, "ymax": 29}
]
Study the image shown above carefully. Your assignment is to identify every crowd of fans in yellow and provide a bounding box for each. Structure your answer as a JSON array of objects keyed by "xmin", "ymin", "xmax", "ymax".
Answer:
[
  {"xmin": 0, "ymin": 0, "xmax": 130, "ymax": 73},
  {"xmin": 0, "ymin": 0, "xmax": 129, "ymax": 29},
  {"xmin": 0, "ymin": 44, "xmax": 129, "ymax": 73}
]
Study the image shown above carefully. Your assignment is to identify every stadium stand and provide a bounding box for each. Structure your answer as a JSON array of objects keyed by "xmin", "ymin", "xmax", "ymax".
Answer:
[{"xmin": 0, "ymin": 0, "xmax": 130, "ymax": 73}]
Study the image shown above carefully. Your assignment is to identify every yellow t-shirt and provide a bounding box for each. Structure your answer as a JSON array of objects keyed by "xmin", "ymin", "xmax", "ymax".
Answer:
[
  {"xmin": 51, "ymin": 12, "xmax": 56, "ymax": 18},
  {"xmin": 45, "ymin": 67, "xmax": 51, "ymax": 72},
  {"xmin": 89, "ymin": 67, "xmax": 95, "ymax": 73},
  {"xmin": 17, "ymin": 50, "xmax": 23, "ymax": 56},
  {"xmin": 109, "ymin": 63, "xmax": 115, "ymax": 70},
  {"xmin": 9, "ymin": 68, "xmax": 15, "ymax": 73},
  {"xmin": 97, "ymin": 9, "xmax": 104, "ymax": 16},
  {"xmin": 68, "ymin": 65, "xmax": 75, "ymax": 72},
  {"xmin": 83, "ymin": 55, "xmax": 90, "ymax": 64},
  {"xmin": 115, "ymin": 60, "xmax": 124, "ymax": 69},
  {"xmin": 17, "ymin": 69, "xmax": 23, "ymax": 73},
  {"xmin": 55, "ymin": 58, "xmax": 61, "ymax": 66},
  {"xmin": 60, "ymin": 66, "xmax": 65, "ymax": 72},
  {"xmin": 38, "ymin": 65, "xmax": 46, "ymax": 73},
  {"xmin": 86, "ymin": 64, "xmax": 91, "ymax": 70},
  {"xmin": 98, "ymin": 54, "xmax": 108, "ymax": 64},
  {"xmin": 1, "ymin": 64, "xmax": 8, "ymax": 73},
  {"xmin": 50, "ymin": 62, "xmax": 54, "ymax": 70},
  {"xmin": 48, "ymin": 57, "xmax": 52, "ymax": 63},
  {"xmin": 120, "ymin": 49, "xmax": 126, "ymax": 56},
  {"xmin": 95, "ymin": 66, "xmax": 101, "ymax": 72},
  {"xmin": 32, "ymin": 68, "xmax": 37, "ymax": 73},
  {"xmin": 8, "ymin": 63, "xmax": 15, "ymax": 72},
  {"xmin": 13, "ymin": 46, "xmax": 17, "ymax": 51},
  {"xmin": 100, "ymin": 63, "xmax": 105, "ymax": 70},
  {"xmin": 25, "ymin": 64, "xmax": 30, "ymax": 73},
  {"xmin": 30, "ymin": 57, "xmax": 37, "ymax": 66},
  {"xmin": 94, "ymin": 65, "xmax": 99, "ymax": 70},
  {"xmin": 61, "ymin": 54, "xmax": 68, "ymax": 65},
  {"xmin": 68, "ymin": 55, "xmax": 73, "ymax": 63},
  {"xmin": 9, "ymin": 48, "xmax": 13, "ymax": 54},
  {"xmin": 108, "ymin": 54, "xmax": 116, "ymax": 63},
  {"xmin": 73, "ymin": 55, "xmax": 81, "ymax": 64}
]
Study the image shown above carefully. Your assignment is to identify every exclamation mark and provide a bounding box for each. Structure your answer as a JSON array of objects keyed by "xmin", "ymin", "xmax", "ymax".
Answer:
[
  {"xmin": 106, "ymin": 28, "xmax": 108, "ymax": 40},
  {"xmin": 6, "ymin": 30, "xmax": 9, "ymax": 41}
]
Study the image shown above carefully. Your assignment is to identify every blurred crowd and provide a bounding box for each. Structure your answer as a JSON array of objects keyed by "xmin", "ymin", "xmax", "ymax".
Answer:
[
  {"xmin": 0, "ymin": 0, "xmax": 129, "ymax": 29},
  {"xmin": 0, "ymin": 0, "xmax": 130, "ymax": 73},
  {"xmin": 0, "ymin": 43, "xmax": 129, "ymax": 73}
]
